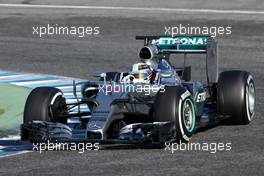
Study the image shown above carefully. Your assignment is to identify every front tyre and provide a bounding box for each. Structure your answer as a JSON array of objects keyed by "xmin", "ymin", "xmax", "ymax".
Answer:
[
  {"xmin": 217, "ymin": 71, "xmax": 255, "ymax": 125},
  {"xmin": 21, "ymin": 87, "xmax": 67, "ymax": 141},
  {"xmin": 23, "ymin": 87, "xmax": 66, "ymax": 124},
  {"xmin": 153, "ymin": 86, "xmax": 196, "ymax": 143}
]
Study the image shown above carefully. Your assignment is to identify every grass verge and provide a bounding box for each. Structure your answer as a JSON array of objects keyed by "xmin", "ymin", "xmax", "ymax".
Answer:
[{"xmin": 0, "ymin": 83, "xmax": 30, "ymax": 137}]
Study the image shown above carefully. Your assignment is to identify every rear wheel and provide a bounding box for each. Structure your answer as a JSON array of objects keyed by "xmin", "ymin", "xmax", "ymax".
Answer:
[
  {"xmin": 217, "ymin": 71, "xmax": 255, "ymax": 125},
  {"xmin": 153, "ymin": 86, "xmax": 196, "ymax": 143}
]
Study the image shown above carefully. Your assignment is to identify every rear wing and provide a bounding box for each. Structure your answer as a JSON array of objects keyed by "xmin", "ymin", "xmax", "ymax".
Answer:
[{"xmin": 136, "ymin": 36, "xmax": 218, "ymax": 83}]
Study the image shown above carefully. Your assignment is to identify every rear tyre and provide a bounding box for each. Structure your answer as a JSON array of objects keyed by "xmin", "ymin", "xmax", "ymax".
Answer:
[
  {"xmin": 21, "ymin": 87, "xmax": 66, "ymax": 140},
  {"xmin": 217, "ymin": 71, "xmax": 255, "ymax": 125},
  {"xmin": 153, "ymin": 86, "xmax": 196, "ymax": 143}
]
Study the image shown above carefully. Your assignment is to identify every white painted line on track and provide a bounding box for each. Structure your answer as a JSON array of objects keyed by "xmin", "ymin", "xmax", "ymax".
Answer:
[
  {"xmin": 0, "ymin": 74, "xmax": 28, "ymax": 79},
  {"xmin": 13, "ymin": 79, "xmax": 64, "ymax": 86},
  {"xmin": 0, "ymin": 136, "xmax": 20, "ymax": 140},
  {"xmin": 0, "ymin": 4, "xmax": 263, "ymax": 15},
  {"xmin": 0, "ymin": 150, "xmax": 31, "ymax": 158}
]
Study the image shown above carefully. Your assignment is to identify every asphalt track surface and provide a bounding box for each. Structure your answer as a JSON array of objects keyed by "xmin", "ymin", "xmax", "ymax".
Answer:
[{"xmin": 0, "ymin": 1, "xmax": 264, "ymax": 175}]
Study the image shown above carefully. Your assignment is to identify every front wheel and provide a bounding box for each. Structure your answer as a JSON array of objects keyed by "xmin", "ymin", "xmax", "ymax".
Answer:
[
  {"xmin": 153, "ymin": 86, "xmax": 196, "ymax": 143},
  {"xmin": 21, "ymin": 87, "xmax": 67, "ymax": 140}
]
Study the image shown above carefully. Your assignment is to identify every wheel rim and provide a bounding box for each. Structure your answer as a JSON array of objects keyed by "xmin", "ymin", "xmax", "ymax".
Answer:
[
  {"xmin": 246, "ymin": 82, "xmax": 255, "ymax": 118},
  {"xmin": 182, "ymin": 99, "xmax": 195, "ymax": 132},
  {"xmin": 50, "ymin": 93, "xmax": 67, "ymax": 123}
]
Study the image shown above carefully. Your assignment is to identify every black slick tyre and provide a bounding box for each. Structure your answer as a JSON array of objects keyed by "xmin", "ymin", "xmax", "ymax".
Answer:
[
  {"xmin": 153, "ymin": 86, "xmax": 196, "ymax": 143},
  {"xmin": 217, "ymin": 71, "xmax": 255, "ymax": 125}
]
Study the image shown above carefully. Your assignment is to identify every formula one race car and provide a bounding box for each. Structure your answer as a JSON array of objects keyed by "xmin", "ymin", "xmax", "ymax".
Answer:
[{"xmin": 21, "ymin": 35, "xmax": 256, "ymax": 144}]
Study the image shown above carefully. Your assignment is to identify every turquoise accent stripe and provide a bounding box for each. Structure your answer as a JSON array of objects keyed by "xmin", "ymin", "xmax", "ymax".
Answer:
[
  {"xmin": 61, "ymin": 89, "xmax": 81, "ymax": 93},
  {"xmin": 0, "ymin": 72, "xmax": 19, "ymax": 76},
  {"xmin": 64, "ymin": 95, "xmax": 82, "ymax": 99}
]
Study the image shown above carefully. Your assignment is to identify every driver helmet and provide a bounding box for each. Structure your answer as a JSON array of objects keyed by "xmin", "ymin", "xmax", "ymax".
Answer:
[{"xmin": 131, "ymin": 63, "xmax": 153, "ymax": 83}]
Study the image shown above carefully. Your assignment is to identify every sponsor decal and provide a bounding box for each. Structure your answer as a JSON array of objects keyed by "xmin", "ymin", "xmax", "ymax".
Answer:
[
  {"xmin": 196, "ymin": 92, "xmax": 206, "ymax": 102},
  {"xmin": 151, "ymin": 37, "xmax": 207, "ymax": 45}
]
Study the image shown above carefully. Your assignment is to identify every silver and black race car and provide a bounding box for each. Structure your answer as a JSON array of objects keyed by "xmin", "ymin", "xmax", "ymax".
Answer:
[{"xmin": 21, "ymin": 35, "xmax": 256, "ymax": 145}]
